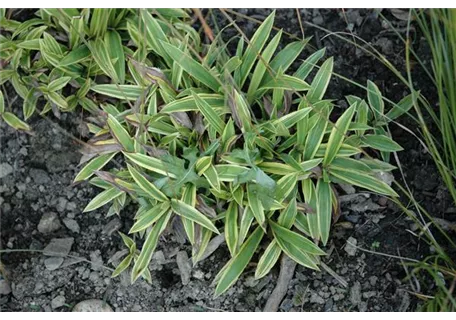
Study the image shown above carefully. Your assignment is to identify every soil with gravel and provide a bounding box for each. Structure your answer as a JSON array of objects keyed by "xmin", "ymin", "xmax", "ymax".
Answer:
[{"xmin": 1, "ymin": 9, "xmax": 454, "ymax": 312}]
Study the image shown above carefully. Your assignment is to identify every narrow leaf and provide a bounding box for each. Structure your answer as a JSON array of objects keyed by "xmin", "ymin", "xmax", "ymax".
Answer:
[
  {"xmin": 129, "ymin": 202, "xmax": 170, "ymax": 233},
  {"xmin": 2, "ymin": 112, "xmax": 31, "ymax": 131},
  {"xmin": 215, "ymin": 226, "xmax": 264, "ymax": 297},
  {"xmin": 255, "ymin": 240, "xmax": 281, "ymax": 279},
  {"xmin": 367, "ymin": 80, "xmax": 384, "ymax": 118},
  {"xmin": 83, "ymin": 187, "xmax": 124, "ymax": 212},
  {"xmin": 362, "ymin": 134, "xmax": 403, "ymax": 152},
  {"xmin": 131, "ymin": 211, "xmax": 171, "ymax": 282},
  {"xmin": 74, "ymin": 153, "xmax": 117, "ymax": 182},
  {"xmin": 323, "ymin": 104, "xmax": 356, "ymax": 166},
  {"xmin": 193, "ymin": 91, "xmax": 225, "ymax": 134},
  {"xmin": 317, "ymin": 179, "xmax": 332, "ymax": 246},
  {"xmin": 127, "ymin": 164, "xmax": 168, "ymax": 202},
  {"xmin": 107, "ymin": 114, "xmax": 134, "ymax": 152},
  {"xmin": 329, "ymin": 167, "xmax": 398, "ymax": 197},
  {"xmin": 171, "ymin": 199, "xmax": 219, "ymax": 234},
  {"xmin": 225, "ymin": 201, "xmax": 239, "ymax": 256}
]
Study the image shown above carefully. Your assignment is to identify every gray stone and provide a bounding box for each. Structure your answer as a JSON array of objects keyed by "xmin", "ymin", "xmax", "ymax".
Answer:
[
  {"xmin": 359, "ymin": 301, "xmax": 368, "ymax": 312},
  {"xmin": 339, "ymin": 193, "xmax": 370, "ymax": 203},
  {"xmin": 349, "ymin": 199, "xmax": 382, "ymax": 212},
  {"xmin": 310, "ymin": 292, "xmax": 325, "ymax": 304},
  {"xmin": 0, "ymin": 163, "xmax": 13, "ymax": 179},
  {"xmin": 152, "ymin": 250, "xmax": 166, "ymax": 265},
  {"xmin": 63, "ymin": 218, "xmax": 80, "ymax": 233},
  {"xmin": 193, "ymin": 270, "xmax": 205, "ymax": 280},
  {"xmin": 312, "ymin": 10, "xmax": 324, "ymax": 25},
  {"xmin": 56, "ymin": 197, "xmax": 68, "ymax": 213},
  {"xmin": 90, "ymin": 250, "xmax": 104, "ymax": 271},
  {"xmin": 350, "ymin": 281, "xmax": 362, "ymax": 305},
  {"xmin": 345, "ymin": 237, "xmax": 357, "ymax": 256},
  {"xmin": 176, "ymin": 251, "xmax": 191, "ymax": 285},
  {"xmin": 338, "ymin": 183, "xmax": 356, "ymax": 195},
  {"xmin": 369, "ymin": 276, "xmax": 378, "ymax": 286},
  {"xmin": 398, "ymin": 291, "xmax": 410, "ymax": 312},
  {"xmin": 345, "ymin": 9, "xmax": 363, "ymax": 26},
  {"xmin": 102, "ymin": 218, "xmax": 122, "ymax": 236},
  {"xmin": 375, "ymin": 171, "xmax": 394, "ymax": 186},
  {"xmin": 375, "ymin": 38, "xmax": 394, "ymax": 55},
  {"xmin": 244, "ymin": 276, "xmax": 259, "ymax": 288},
  {"xmin": 89, "ymin": 271, "xmax": 100, "ymax": 283},
  {"xmin": 324, "ymin": 298, "xmax": 334, "ymax": 311},
  {"xmin": 43, "ymin": 238, "xmax": 74, "ymax": 257},
  {"xmin": 44, "ymin": 257, "xmax": 64, "ymax": 270},
  {"xmin": 0, "ymin": 279, "xmax": 12, "ymax": 295},
  {"xmin": 72, "ymin": 299, "xmax": 113, "ymax": 312},
  {"xmin": 363, "ymin": 291, "xmax": 377, "ymax": 299},
  {"xmin": 51, "ymin": 295, "xmax": 66, "ymax": 309},
  {"xmin": 66, "ymin": 201, "xmax": 77, "ymax": 211},
  {"xmin": 131, "ymin": 304, "xmax": 142, "ymax": 312},
  {"xmin": 37, "ymin": 212, "xmax": 61, "ymax": 234},
  {"xmin": 345, "ymin": 214, "xmax": 360, "ymax": 224},
  {"xmin": 29, "ymin": 168, "xmax": 50, "ymax": 184},
  {"xmin": 280, "ymin": 298, "xmax": 294, "ymax": 311}
]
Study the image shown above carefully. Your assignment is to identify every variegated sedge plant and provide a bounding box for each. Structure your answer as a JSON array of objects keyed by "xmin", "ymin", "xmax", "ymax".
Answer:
[
  {"xmin": 2, "ymin": 9, "xmax": 407, "ymax": 297},
  {"xmin": 0, "ymin": 8, "xmax": 195, "ymax": 130}
]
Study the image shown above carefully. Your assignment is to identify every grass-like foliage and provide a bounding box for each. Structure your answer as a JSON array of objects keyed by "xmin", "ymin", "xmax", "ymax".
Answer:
[{"xmin": 1, "ymin": 9, "xmax": 406, "ymax": 296}]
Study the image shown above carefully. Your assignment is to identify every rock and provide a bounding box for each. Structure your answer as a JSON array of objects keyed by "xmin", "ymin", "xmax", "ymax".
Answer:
[
  {"xmin": 310, "ymin": 292, "xmax": 325, "ymax": 304},
  {"xmin": 51, "ymin": 295, "xmax": 66, "ymax": 309},
  {"xmin": 324, "ymin": 298, "xmax": 334, "ymax": 311},
  {"xmin": 344, "ymin": 237, "xmax": 357, "ymax": 256},
  {"xmin": 72, "ymin": 299, "xmax": 113, "ymax": 312},
  {"xmin": 193, "ymin": 270, "xmax": 205, "ymax": 280},
  {"xmin": 398, "ymin": 291, "xmax": 410, "ymax": 311},
  {"xmin": 102, "ymin": 218, "xmax": 122, "ymax": 236},
  {"xmin": 339, "ymin": 193, "xmax": 370, "ymax": 203},
  {"xmin": 345, "ymin": 214, "xmax": 360, "ymax": 224},
  {"xmin": 363, "ymin": 291, "xmax": 377, "ymax": 299},
  {"xmin": 44, "ymin": 257, "xmax": 64, "ymax": 271},
  {"xmin": 378, "ymin": 197, "xmax": 388, "ymax": 206},
  {"xmin": 131, "ymin": 304, "xmax": 141, "ymax": 312},
  {"xmin": 0, "ymin": 279, "xmax": 12, "ymax": 295},
  {"xmin": 56, "ymin": 197, "xmax": 68, "ymax": 213},
  {"xmin": 350, "ymin": 281, "xmax": 362, "ymax": 305},
  {"xmin": 29, "ymin": 168, "xmax": 50, "ymax": 184},
  {"xmin": 375, "ymin": 171, "xmax": 394, "ymax": 187},
  {"xmin": 433, "ymin": 218, "xmax": 456, "ymax": 232},
  {"xmin": 66, "ymin": 201, "xmax": 77, "ymax": 211},
  {"xmin": 369, "ymin": 276, "xmax": 378, "ymax": 286},
  {"xmin": 90, "ymin": 250, "xmax": 104, "ymax": 271},
  {"xmin": 198, "ymin": 233, "xmax": 225, "ymax": 262},
  {"xmin": 37, "ymin": 212, "xmax": 61, "ymax": 234},
  {"xmin": 176, "ymin": 251, "xmax": 191, "ymax": 285},
  {"xmin": 244, "ymin": 276, "xmax": 259, "ymax": 288},
  {"xmin": 0, "ymin": 163, "xmax": 13, "ymax": 179},
  {"xmin": 89, "ymin": 271, "xmax": 100, "ymax": 283},
  {"xmin": 43, "ymin": 238, "xmax": 74, "ymax": 257},
  {"xmin": 280, "ymin": 298, "xmax": 294, "ymax": 311},
  {"xmin": 349, "ymin": 199, "xmax": 382, "ymax": 212},
  {"xmin": 152, "ymin": 251, "xmax": 166, "ymax": 264},
  {"xmin": 312, "ymin": 9, "xmax": 324, "ymax": 25},
  {"xmin": 63, "ymin": 218, "xmax": 80, "ymax": 233},
  {"xmin": 345, "ymin": 9, "xmax": 363, "ymax": 26},
  {"xmin": 358, "ymin": 301, "xmax": 368, "ymax": 312},
  {"xmin": 375, "ymin": 38, "xmax": 394, "ymax": 55},
  {"xmin": 339, "ymin": 183, "xmax": 356, "ymax": 194}
]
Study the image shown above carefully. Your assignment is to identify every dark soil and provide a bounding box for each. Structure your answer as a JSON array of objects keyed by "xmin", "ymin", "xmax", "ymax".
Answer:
[{"xmin": 1, "ymin": 9, "xmax": 453, "ymax": 312}]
